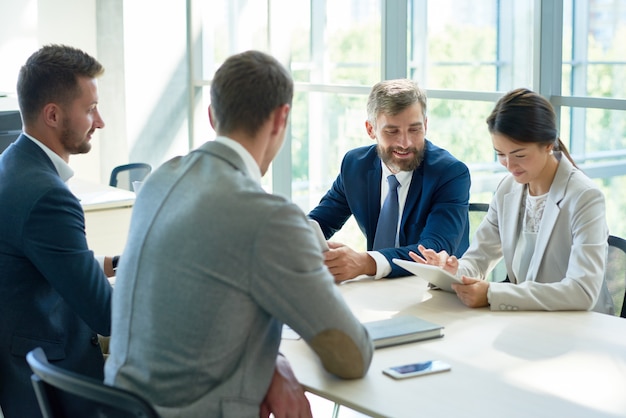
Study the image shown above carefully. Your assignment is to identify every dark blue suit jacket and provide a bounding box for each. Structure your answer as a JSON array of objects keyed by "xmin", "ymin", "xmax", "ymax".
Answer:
[
  {"xmin": 309, "ymin": 141, "xmax": 470, "ymax": 277},
  {"xmin": 0, "ymin": 135, "xmax": 112, "ymax": 418}
]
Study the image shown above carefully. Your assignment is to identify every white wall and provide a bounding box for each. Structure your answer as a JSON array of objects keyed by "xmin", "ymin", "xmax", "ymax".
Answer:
[
  {"xmin": 0, "ymin": 0, "xmax": 190, "ymax": 184},
  {"xmin": 120, "ymin": 0, "xmax": 189, "ymax": 169},
  {"xmin": 0, "ymin": 1, "xmax": 38, "ymax": 94},
  {"xmin": 95, "ymin": 0, "xmax": 190, "ymax": 182},
  {"xmin": 0, "ymin": 0, "xmax": 101, "ymax": 183}
]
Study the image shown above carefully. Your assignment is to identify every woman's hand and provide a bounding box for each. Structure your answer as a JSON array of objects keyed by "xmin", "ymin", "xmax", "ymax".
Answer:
[
  {"xmin": 451, "ymin": 276, "xmax": 490, "ymax": 308},
  {"xmin": 408, "ymin": 244, "xmax": 459, "ymax": 276}
]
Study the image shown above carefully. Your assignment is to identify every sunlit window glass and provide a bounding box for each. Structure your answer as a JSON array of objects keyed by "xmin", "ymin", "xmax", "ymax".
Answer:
[{"xmin": 562, "ymin": 0, "xmax": 626, "ymax": 99}]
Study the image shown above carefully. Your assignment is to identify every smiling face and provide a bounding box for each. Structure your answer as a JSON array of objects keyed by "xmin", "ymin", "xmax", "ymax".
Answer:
[
  {"xmin": 367, "ymin": 102, "xmax": 427, "ymax": 173},
  {"xmin": 492, "ymin": 133, "xmax": 558, "ymax": 195},
  {"xmin": 58, "ymin": 76, "xmax": 105, "ymax": 157}
]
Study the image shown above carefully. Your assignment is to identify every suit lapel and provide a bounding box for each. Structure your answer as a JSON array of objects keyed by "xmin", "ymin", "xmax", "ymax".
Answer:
[
  {"xmin": 527, "ymin": 157, "xmax": 571, "ymax": 281},
  {"xmin": 402, "ymin": 169, "xmax": 423, "ymax": 226},
  {"xmin": 502, "ymin": 183, "xmax": 524, "ymax": 282}
]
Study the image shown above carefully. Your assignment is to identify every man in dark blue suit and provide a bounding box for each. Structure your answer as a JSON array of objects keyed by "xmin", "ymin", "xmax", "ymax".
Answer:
[
  {"xmin": 309, "ymin": 79, "xmax": 470, "ymax": 282},
  {"xmin": 0, "ymin": 45, "xmax": 115, "ymax": 418}
]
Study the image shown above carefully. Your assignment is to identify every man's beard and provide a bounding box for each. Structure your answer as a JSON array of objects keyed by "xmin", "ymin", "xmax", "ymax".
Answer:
[
  {"xmin": 377, "ymin": 144, "xmax": 424, "ymax": 172},
  {"xmin": 60, "ymin": 118, "xmax": 92, "ymax": 155}
]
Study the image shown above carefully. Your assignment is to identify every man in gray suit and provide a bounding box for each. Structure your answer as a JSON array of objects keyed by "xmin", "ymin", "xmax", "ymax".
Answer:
[{"xmin": 105, "ymin": 50, "xmax": 374, "ymax": 417}]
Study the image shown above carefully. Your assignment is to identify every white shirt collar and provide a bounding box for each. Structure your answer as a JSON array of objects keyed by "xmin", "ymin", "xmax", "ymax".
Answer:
[
  {"xmin": 23, "ymin": 132, "xmax": 74, "ymax": 182},
  {"xmin": 214, "ymin": 136, "xmax": 262, "ymax": 185},
  {"xmin": 380, "ymin": 162, "xmax": 413, "ymax": 189}
]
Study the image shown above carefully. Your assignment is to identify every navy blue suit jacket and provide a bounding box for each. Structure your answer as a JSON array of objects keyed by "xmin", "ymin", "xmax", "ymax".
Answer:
[
  {"xmin": 0, "ymin": 135, "xmax": 112, "ymax": 418},
  {"xmin": 309, "ymin": 141, "xmax": 470, "ymax": 278}
]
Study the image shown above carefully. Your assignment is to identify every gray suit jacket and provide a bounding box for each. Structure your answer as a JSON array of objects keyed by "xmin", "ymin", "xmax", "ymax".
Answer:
[
  {"xmin": 458, "ymin": 154, "xmax": 613, "ymax": 313},
  {"xmin": 105, "ymin": 140, "xmax": 373, "ymax": 417}
]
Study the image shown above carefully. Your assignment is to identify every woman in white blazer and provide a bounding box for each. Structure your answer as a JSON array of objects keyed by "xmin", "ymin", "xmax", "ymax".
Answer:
[{"xmin": 412, "ymin": 88, "xmax": 614, "ymax": 314}]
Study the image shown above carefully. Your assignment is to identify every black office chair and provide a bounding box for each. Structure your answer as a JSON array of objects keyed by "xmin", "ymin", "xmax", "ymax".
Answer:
[
  {"xmin": 468, "ymin": 203, "xmax": 507, "ymax": 282},
  {"xmin": 109, "ymin": 163, "xmax": 152, "ymax": 191},
  {"xmin": 606, "ymin": 235, "xmax": 626, "ymax": 318},
  {"xmin": 26, "ymin": 347, "xmax": 159, "ymax": 418},
  {"xmin": 468, "ymin": 202, "xmax": 490, "ymax": 238}
]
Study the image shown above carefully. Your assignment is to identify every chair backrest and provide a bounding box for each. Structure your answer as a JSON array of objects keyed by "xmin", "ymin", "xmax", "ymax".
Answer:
[
  {"xmin": 109, "ymin": 163, "xmax": 152, "ymax": 191},
  {"xmin": 606, "ymin": 235, "xmax": 626, "ymax": 318},
  {"xmin": 468, "ymin": 203, "xmax": 490, "ymax": 239},
  {"xmin": 26, "ymin": 347, "xmax": 159, "ymax": 418},
  {"xmin": 468, "ymin": 203, "xmax": 507, "ymax": 282}
]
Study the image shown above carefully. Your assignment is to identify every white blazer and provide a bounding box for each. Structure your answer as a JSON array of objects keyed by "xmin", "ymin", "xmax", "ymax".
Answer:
[{"xmin": 460, "ymin": 154, "xmax": 614, "ymax": 313}]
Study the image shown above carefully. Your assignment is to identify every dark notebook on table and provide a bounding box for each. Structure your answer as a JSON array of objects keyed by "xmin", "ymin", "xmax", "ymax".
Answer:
[{"xmin": 363, "ymin": 315, "xmax": 444, "ymax": 349}]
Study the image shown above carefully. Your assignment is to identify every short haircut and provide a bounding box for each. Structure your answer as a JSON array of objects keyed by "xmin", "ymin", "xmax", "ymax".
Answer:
[
  {"xmin": 367, "ymin": 79, "xmax": 427, "ymax": 126},
  {"xmin": 210, "ymin": 50, "xmax": 293, "ymax": 137},
  {"xmin": 17, "ymin": 44, "xmax": 104, "ymax": 126}
]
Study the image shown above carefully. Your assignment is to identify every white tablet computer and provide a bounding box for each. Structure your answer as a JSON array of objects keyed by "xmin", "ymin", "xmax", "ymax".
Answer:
[{"xmin": 392, "ymin": 259, "xmax": 462, "ymax": 292}]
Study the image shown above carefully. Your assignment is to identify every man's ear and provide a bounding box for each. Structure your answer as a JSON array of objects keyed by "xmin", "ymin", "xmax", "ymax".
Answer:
[
  {"xmin": 271, "ymin": 104, "xmax": 290, "ymax": 135},
  {"xmin": 208, "ymin": 105, "xmax": 217, "ymax": 130},
  {"xmin": 42, "ymin": 103, "xmax": 61, "ymax": 128},
  {"xmin": 365, "ymin": 120, "xmax": 376, "ymax": 140}
]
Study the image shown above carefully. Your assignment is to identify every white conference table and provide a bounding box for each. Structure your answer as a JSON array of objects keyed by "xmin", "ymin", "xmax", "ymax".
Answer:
[
  {"xmin": 280, "ymin": 276, "xmax": 626, "ymax": 418},
  {"xmin": 68, "ymin": 178, "xmax": 136, "ymax": 255}
]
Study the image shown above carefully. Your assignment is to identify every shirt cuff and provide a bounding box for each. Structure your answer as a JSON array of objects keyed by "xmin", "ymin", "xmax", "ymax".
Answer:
[
  {"xmin": 95, "ymin": 255, "xmax": 105, "ymax": 272},
  {"xmin": 366, "ymin": 251, "xmax": 392, "ymax": 280},
  {"xmin": 486, "ymin": 280, "xmax": 500, "ymax": 308}
]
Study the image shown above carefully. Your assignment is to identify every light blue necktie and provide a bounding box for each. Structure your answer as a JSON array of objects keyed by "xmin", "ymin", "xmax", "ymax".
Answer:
[{"xmin": 373, "ymin": 174, "xmax": 400, "ymax": 250}]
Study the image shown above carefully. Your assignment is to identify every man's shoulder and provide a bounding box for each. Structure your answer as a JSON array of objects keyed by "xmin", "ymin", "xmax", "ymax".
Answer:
[
  {"xmin": 424, "ymin": 139, "xmax": 462, "ymax": 162},
  {"xmin": 423, "ymin": 140, "xmax": 468, "ymax": 172},
  {"xmin": 1, "ymin": 135, "xmax": 55, "ymax": 173},
  {"xmin": 340, "ymin": 145, "xmax": 378, "ymax": 171},
  {"xmin": 0, "ymin": 142, "xmax": 66, "ymax": 200}
]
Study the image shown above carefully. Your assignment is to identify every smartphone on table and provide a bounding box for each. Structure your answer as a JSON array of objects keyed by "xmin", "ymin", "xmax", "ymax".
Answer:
[{"xmin": 383, "ymin": 360, "xmax": 451, "ymax": 379}]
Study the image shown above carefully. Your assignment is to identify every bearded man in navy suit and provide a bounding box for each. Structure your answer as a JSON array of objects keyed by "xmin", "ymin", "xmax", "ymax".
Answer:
[
  {"xmin": 309, "ymin": 79, "xmax": 470, "ymax": 282},
  {"xmin": 0, "ymin": 44, "xmax": 117, "ymax": 418}
]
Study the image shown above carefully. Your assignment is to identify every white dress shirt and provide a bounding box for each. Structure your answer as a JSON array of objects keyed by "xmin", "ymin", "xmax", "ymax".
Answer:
[{"xmin": 215, "ymin": 136, "xmax": 262, "ymax": 185}]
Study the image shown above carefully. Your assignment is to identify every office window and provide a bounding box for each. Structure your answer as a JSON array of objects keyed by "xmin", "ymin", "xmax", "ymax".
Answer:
[
  {"xmin": 193, "ymin": 0, "xmax": 272, "ymax": 145},
  {"xmin": 559, "ymin": 0, "xmax": 626, "ymax": 237},
  {"xmin": 191, "ymin": 0, "xmax": 380, "ymax": 207},
  {"xmin": 290, "ymin": 0, "xmax": 382, "ymax": 248},
  {"xmin": 412, "ymin": 0, "xmax": 534, "ymax": 91},
  {"xmin": 291, "ymin": 0, "xmax": 381, "ymax": 208},
  {"xmin": 560, "ymin": 0, "xmax": 626, "ymax": 157},
  {"xmin": 562, "ymin": 0, "xmax": 626, "ymax": 99},
  {"xmin": 189, "ymin": 0, "xmax": 626, "ymax": 239},
  {"xmin": 408, "ymin": 0, "xmax": 534, "ymax": 198}
]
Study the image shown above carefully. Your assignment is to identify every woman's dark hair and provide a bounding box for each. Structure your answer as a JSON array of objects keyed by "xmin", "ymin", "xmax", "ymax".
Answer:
[{"xmin": 486, "ymin": 88, "xmax": 575, "ymax": 166}]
